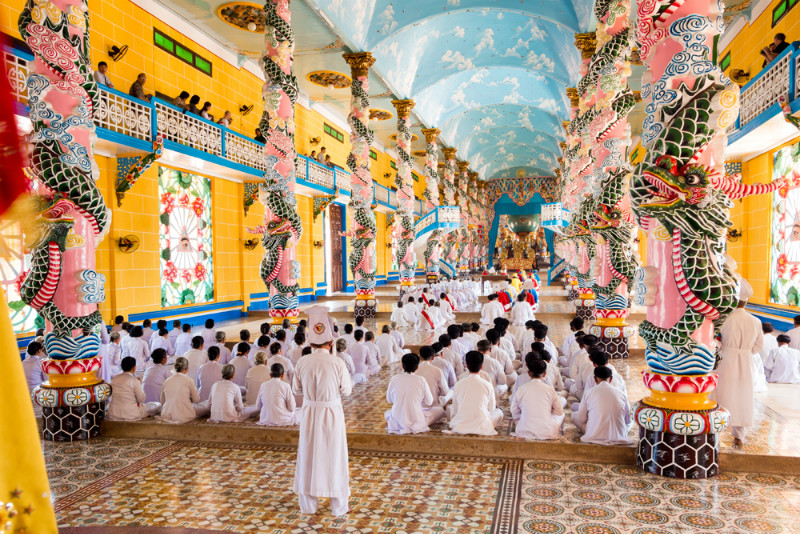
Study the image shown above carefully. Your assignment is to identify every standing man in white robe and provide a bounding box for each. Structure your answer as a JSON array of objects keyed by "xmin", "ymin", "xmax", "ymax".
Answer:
[
  {"xmin": 293, "ymin": 306, "xmax": 353, "ymax": 516},
  {"xmin": 711, "ymin": 280, "xmax": 763, "ymax": 448},
  {"xmin": 480, "ymin": 294, "xmax": 505, "ymax": 325}
]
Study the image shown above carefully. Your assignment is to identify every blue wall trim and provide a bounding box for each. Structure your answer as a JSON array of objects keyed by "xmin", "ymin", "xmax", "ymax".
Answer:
[{"xmin": 129, "ymin": 300, "xmax": 244, "ymax": 322}]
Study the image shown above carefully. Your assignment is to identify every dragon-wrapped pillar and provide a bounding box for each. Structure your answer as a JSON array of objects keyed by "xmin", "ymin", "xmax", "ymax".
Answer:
[
  {"xmin": 468, "ymin": 171, "xmax": 480, "ymax": 271},
  {"xmin": 440, "ymin": 148, "xmax": 459, "ymax": 278},
  {"xmin": 421, "ymin": 128, "xmax": 441, "ymax": 283},
  {"xmin": 343, "ymin": 52, "xmax": 378, "ymax": 318},
  {"xmin": 456, "ymin": 161, "xmax": 471, "ymax": 277},
  {"xmin": 631, "ymin": 0, "xmax": 781, "ymax": 478},
  {"xmin": 20, "ymin": 0, "xmax": 112, "ymax": 440},
  {"xmin": 570, "ymin": 196, "xmax": 597, "ymax": 321},
  {"xmin": 256, "ymin": 0, "xmax": 302, "ymax": 331},
  {"xmin": 391, "ymin": 99, "xmax": 417, "ymax": 289}
]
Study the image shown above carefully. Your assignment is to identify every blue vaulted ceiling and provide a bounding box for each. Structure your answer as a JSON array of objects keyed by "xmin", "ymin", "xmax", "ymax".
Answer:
[{"xmin": 157, "ymin": 0, "xmax": 594, "ymax": 180}]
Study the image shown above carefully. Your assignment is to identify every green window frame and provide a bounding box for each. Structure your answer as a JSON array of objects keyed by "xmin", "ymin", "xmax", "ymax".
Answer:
[
  {"xmin": 773, "ymin": 0, "xmax": 798, "ymax": 26},
  {"xmin": 412, "ymin": 172, "xmax": 420, "ymax": 182},
  {"xmin": 369, "ymin": 149, "xmax": 378, "ymax": 160},
  {"xmin": 323, "ymin": 123, "xmax": 344, "ymax": 143},
  {"xmin": 390, "ymin": 161, "xmax": 397, "ymax": 170},
  {"xmin": 719, "ymin": 51, "xmax": 731, "ymax": 72},
  {"xmin": 153, "ymin": 28, "xmax": 213, "ymax": 77}
]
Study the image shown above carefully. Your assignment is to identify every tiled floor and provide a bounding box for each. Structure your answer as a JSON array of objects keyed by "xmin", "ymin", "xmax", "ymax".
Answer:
[{"xmin": 45, "ymin": 438, "xmax": 800, "ymax": 533}]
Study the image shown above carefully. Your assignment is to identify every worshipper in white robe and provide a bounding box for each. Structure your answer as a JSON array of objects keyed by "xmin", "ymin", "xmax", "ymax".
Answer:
[
  {"xmin": 440, "ymin": 292, "xmax": 457, "ymax": 318},
  {"xmin": 168, "ymin": 320, "xmax": 182, "ymax": 346},
  {"xmin": 376, "ymin": 325, "xmax": 403, "ymax": 364},
  {"xmin": 127, "ymin": 326, "xmax": 151, "ymax": 376},
  {"xmin": 150, "ymin": 328, "xmax": 175, "ymax": 360},
  {"xmin": 518, "ymin": 321, "xmax": 537, "ymax": 357},
  {"xmin": 572, "ymin": 366, "xmax": 633, "ymax": 445},
  {"xmin": 573, "ymin": 351, "xmax": 627, "ymax": 409},
  {"xmin": 480, "ymin": 294, "xmax": 505, "ymax": 325},
  {"xmin": 416, "ymin": 346, "xmax": 453, "ymax": 407},
  {"xmin": 335, "ymin": 338, "xmax": 357, "ymax": 377},
  {"xmin": 211, "ymin": 331, "xmax": 232, "ymax": 365},
  {"xmin": 509, "ymin": 293, "xmax": 535, "ymax": 325},
  {"xmin": 449, "ymin": 351, "xmax": 504, "ymax": 435},
  {"xmin": 22, "ymin": 341, "xmax": 46, "ymax": 393},
  {"xmin": 464, "ymin": 323, "xmax": 482, "ymax": 350},
  {"xmin": 340, "ymin": 324, "xmax": 356, "ymax": 348},
  {"xmin": 183, "ymin": 336, "xmax": 208, "ymax": 384},
  {"xmin": 390, "ymin": 323, "xmax": 405, "ymax": 349},
  {"xmin": 533, "ymin": 325, "xmax": 558, "ymax": 364},
  {"xmin": 511, "ymin": 358, "xmax": 564, "ymax": 440},
  {"xmin": 530, "ymin": 343, "xmax": 566, "ymax": 397},
  {"xmin": 99, "ymin": 333, "xmax": 122, "ymax": 383},
  {"xmin": 354, "ymin": 316, "xmax": 367, "ymax": 336},
  {"xmin": 566, "ymin": 335, "xmax": 597, "ymax": 389},
  {"xmin": 142, "ymin": 349, "xmax": 172, "ymax": 403},
  {"xmin": 486, "ymin": 330, "xmax": 519, "ymax": 384},
  {"xmin": 559, "ymin": 318, "xmax": 584, "ymax": 366},
  {"xmin": 293, "ymin": 305, "xmax": 353, "ymax": 516},
  {"xmin": 475, "ymin": 340, "xmax": 509, "ymax": 396},
  {"xmin": 231, "ymin": 342, "xmax": 254, "ymax": 389},
  {"xmin": 363, "ymin": 332, "xmax": 383, "ymax": 371},
  {"xmin": 415, "ymin": 305, "xmax": 439, "ymax": 331},
  {"xmin": 431, "ymin": 342, "xmax": 457, "ymax": 388},
  {"xmin": 267, "ymin": 342, "xmax": 295, "ymax": 385},
  {"xmin": 711, "ymin": 280, "xmax": 763, "ymax": 447},
  {"xmin": 174, "ymin": 324, "xmax": 194, "ymax": 356},
  {"xmin": 256, "ymin": 363, "xmax": 300, "ymax": 426},
  {"xmin": 245, "ymin": 351, "xmax": 272, "ymax": 405},
  {"xmin": 787, "ymin": 315, "xmax": 800, "ymax": 349},
  {"xmin": 288, "ymin": 332, "xmax": 306, "ymax": 365},
  {"xmin": 385, "ymin": 353, "xmax": 445, "ymax": 434},
  {"xmin": 107, "ymin": 357, "xmax": 161, "ymax": 420},
  {"xmin": 159, "ymin": 357, "xmax": 210, "ymax": 423},
  {"xmin": 140, "ymin": 319, "xmax": 155, "ymax": 343},
  {"xmin": 754, "ymin": 323, "xmax": 778, "ymax": 392},
  {"xmin": 348, "ymin": 330, "xmax": 371, "ymax": 383},
  {"xmin": 390, "ymin": 302, "xmax": 410, "ymax": 327},
  {"xmin": 200, "ymin": 319, "xmax": 217, "ymax": 349},
  {"xmin": 209, "ymin": 364, "xmax": 258, "ymax": 422},
  {"xmin": 403, "ymin": 297, "xmax": 420, "ymax": 325},
  {"xmin": 197, "ymin": 346, "xmax": 224, "ymax": 402},
  {"xmin": 111, "ymin": 315, "xmax": 124, "ymax": 333},
  {"xmin": 439, "ymin": 334, "xmax": 465, "ymax": 377},
  {"xmin": 764, "ymin": 334, "xmax": 800, "ymax": 384}
]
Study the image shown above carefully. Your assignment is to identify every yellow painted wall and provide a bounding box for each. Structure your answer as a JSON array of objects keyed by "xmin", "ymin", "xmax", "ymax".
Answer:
[{"xmin": 719, "ymin": 0, "xmax": 800, "ymax": 79}]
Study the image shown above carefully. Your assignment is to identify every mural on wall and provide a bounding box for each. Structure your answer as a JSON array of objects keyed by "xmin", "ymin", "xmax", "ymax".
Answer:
[
  {"xmin": 159, "ymin": 168, "xmax": 214, "ymax": 307},
  {"xmin": 770, "ymin": 142, "xmax": 800, "ymax": 305}
]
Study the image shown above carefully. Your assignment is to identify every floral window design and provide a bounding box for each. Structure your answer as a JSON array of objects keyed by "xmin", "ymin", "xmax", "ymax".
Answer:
[
  {"xmin": 0, "ymin": 220, "xmax": 38, "ymax": 334},
  {"xmin": 159, "ymin": 167, "xmax": 214, "ymax": 307},
  {"xmin": 770, "ymin": 142, "xmax": 800, "ymax": 305}
]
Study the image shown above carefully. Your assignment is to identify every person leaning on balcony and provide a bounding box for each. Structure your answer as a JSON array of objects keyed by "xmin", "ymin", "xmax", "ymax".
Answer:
[
  {"xmin": 761, "ymin": 33, "xmax": 789, "ymax": 67},
  {"xmin": 172, "ymin": 91, "xmax": 190, "ymax": 110},
  {"xmin": 200, "ymin": 101, "xmax": 214, "ymax": 122},
  {"xmin": 93, "ymin": 61, "xmax": 114, "ymax": 88},
  {"xmin": 316, "ymin": 146, "xmax": 327, "ymax": 164},
  {"xmin": 310, "ymin": 150, "xmax": 317, "ymax": 160},
  {"xmin": 217, "ymin": 110, "xmax": 232, "ymax": 127},
  {"xmin": 255, "ymin": 128, "xmax": 266, "ymax": 143},
  {"xmin": 325, "ymin": 154, "xmax": 334, "ymax": 168},
  {"xmin": 128, "ymin": 73, "xmax": 152, "ymax": 102},
  {"xmin": 187, "ymin": 95, "xmax": 201, "ymax": 115}
]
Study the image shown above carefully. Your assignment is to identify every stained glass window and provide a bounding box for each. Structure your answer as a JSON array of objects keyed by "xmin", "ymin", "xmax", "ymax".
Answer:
[
  {"xmin": 158, "ymin": 167, "xmax": 214, "ymax": 307},
  {"xmin": 0, "ymin": 220, "xmax": 38, "ymax": 334},
  {"xmin": 769, "ymin": 142, "xmax": 800, "ymax": 305}
]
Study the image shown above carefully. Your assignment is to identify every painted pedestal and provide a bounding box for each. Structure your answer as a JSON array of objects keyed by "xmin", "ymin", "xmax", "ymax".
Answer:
[
  {"xmin": 591, "ymin": 305, "xmax": 634, "ymax": 359},
  {"xmin": 354, "ymin": 295, "xmax": 377, "ymax": 318},
  {"xmin": 635, "ymin": 372, "xmax": 729, "ymax": 478},
  {"xmin": 574, "ymin": 287, "xmax": 595, "ymax": 320},
  {"xmin": 567, "ymin": 278, "xmax": 578, "ymax": 301},
  {"xmin": 33, "ymin": 355, "xmax": 110, "ymax": 441}
]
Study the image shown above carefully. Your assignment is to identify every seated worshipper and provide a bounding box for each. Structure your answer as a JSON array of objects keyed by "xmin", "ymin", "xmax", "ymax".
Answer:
[
  {"xmin": 390, "ymin": 301, "xmax": 409, "ymax": 327},
  {"xmin": 255, "ymin": 335, "xmax": 271, "ymax": 358},
  {"xmin": 231, "ymin": 342, "xmax": 254, "ymax": 389},
  {"xmin": 159, "ymin": 357, "xmax": 210, "ymax": 423},
  {"xmin": 431, "ymin": 302, "xmax": 449, "ymax": 328},
  {"xmin": 172, "ymin": 90, "xmax": 190, "ymax": 110},
  {"xmin": 197, "ymin": 346, "xmax": 224, "ymax": 402},
  {"xmin": 107, "ymin": 357, "xmax": 161, "ymax": 420},
  {"xmin": 238, "ymin": 330, "xmax": 253, "ymax": 360},
  {"xmin": 439, "ymin": 334, "xmax": 465, "ymax": 377},
  {"xmin": 448, "ymin": 324, "xmax": 471, "ymax": 360},
  {"xmin": 571, "ymin": 351, "xmax": 626, "ymax": 412},
  {"xmin": 534, "ymin": 325, "xmax": 558, "ymax": 362},
  {"xmin": 440, "ymin": 292, "xmax": 457, "ymax": 318},
  {"xmin": 567, "ymin": 334, "xmax": 598, "ymax": 387},
  {"xmin": 432, "ymin": 342, "xmax": 457, "ymax": 388},
  {"xmin": 536, "ymin": 344, "xmax": 565, "ymax": 395},
  {"xmin": 354, "ymin": 316, "xmax": 367, "ymax": 335},
  {"xmin": 200, "ymin": 319, "xmax": 217, "ymax": 349},
  {"xmin": 788, "ymin": 315, "xmax": 800, "ymax": 349},
  {"xmin": 288, "ymin": 332, "xmax": 306, "ymax": 365},
  {"xmin": 416, "ymin": 345, "xmax": 453, "ymax": 407},
  {"xmin": 385, "ymin": 353, "xmax": 446, "ymax": 434},
  {"xmin": 348, "ymin": 330, "xmax": 371, "ymax": 383},
  {"xmin": 511, "ymin": 358, "xmax": 565, "ymax": 440},
  {"xmin": 335, "ymin": 338, "xmax": 356, "ymax": 376},
  {"xmin": 449, "ymin": 351, "xmax": 504, "ymax": 435},
  {"xmin": 341, "ymin": 323, "xmax": 356, "ymax": 348},
  {"xmin": 99, "ymin": 332, "xmax": 122, "ymax": 383},
  {"xmin": 364, "ymin": 331, "xmax": 384, "ymax": 370},
  {"xmin": 150, "ymin": 328, "xmax": 175, "ymax": 360},
  {"xmin": 245, "ymin": 351, "xmax": 271, "ymax": 405},
  {"xmin": 119, "ymin": 322, "xmax": 133, "ymax": 357},
  {"xmin": 213, "ymin": 331, "xmax": 233, "ymax": 365},
  {"xmin": 480, "ymin": 294, "xmax": 505, "ymax": 325},
  {"xmin": 404, "ymin": 297, "xmax": 420, "ymax": 325},
  {"xmin": 390, "ymin": 322, "xmax": 405, "ymax": 349},
  {"xmin": 416, "ymin": 302, "xmax": 441, "ymax": 331},
  {"xmin": 520, "ymin": 278, "xmax": 539, "ymax": 311},
  {"xmin": 275, "ymin": 329, "xmax": 290, "ymax": 356},
  {"xmin": 520, "ymin": 321, "xmax": 537, "ymax": 358},
  {"xmin": 764, "ymin": 334, "xmax": 800, "ymax": 384},
  {"xmin": 475, "ymin": 339, "xmax": 509, "ymax": 396},
  {"xmin": 377, "ymin": 325, "xmax": 403, "ymax": 364},
  {"xmin": 142, "ymin": 349, "xmax": 172, "ymax": 403},
  {"xmin": 755, "ymin": 323, "xmax": 778, "ymax": 393},
  {"xmin": 209, "ymin": 364, "xmax": 259, "ymax": 422},
  {"xmin": 510, "ymin": 293, "xmax": 535, "ymax": 325},
  {"xmin": 169, "ymin": 320, "xmax": 182, "ymax": 346},
  {"xmin": 497, "ymin": 285, "xmax": 513, "ymax": 311},
  {"xmin": 128, "ymin": 326, "xmax": 151, "ymax": 375},
  {"xmin": 495, "ymin": 319, "xmax": 519, "ymax": 358},
  {"xmin": 486, "ymin": 329, "xmax": 519, "ymax": 384},
  {"xmin": 560, "ymin": 331, "xmax": 586, "ymax": 377},
  {"xmin": 256, "ymin": 363, "xmax": 300, "ymax": 426},
  {"xmin": 572, "ymin": 366, "xmax": 633, "ymax": 445},
  {"xmin": 174, "ymin": 323, "xmax": 194, "ymax": 356},
  {"xmin": 112, "ymin": 315, "xmax": 124, "ymax": 333},
  {"xmin": 267, "ymin": 342, "xmax": 295, "ymax": 385},
  {"xmin": 22, "ymin": 341, "xmax": 46, "ymax": 393},
  {"xmin": 465, "ymin": 323, "xmax": 482, "ymax": 349},
  {"xmin": 184, "ymin": 336, "xmax": 208, "ymax": 384},
  {"xmin": 141, "ymin": 319, "xmax": 155, "ymax": 343},
  {"xmin": 560, "ymin": 318, "xmax": 584, "ymax": 366}
]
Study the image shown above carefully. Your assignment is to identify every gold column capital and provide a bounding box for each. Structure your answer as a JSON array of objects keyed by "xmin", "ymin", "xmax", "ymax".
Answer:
[
  {"xmin": 421, "ymin": 128, "xmax": 441, "ymax": 143},
  {"xmin": 390, "ymin": 99, "xmax": 416, "ymax": 118},
  {"xmin": 457, "ymin": 161, "xmax": 470, "ymax": 174},
  {"xmin": 562, "ymin": 120, "xmax": 570, "ymax": 131},
  {"xmin": 342, "ymin": 52, "xmax": 375, "ymax": 77},
  {"xmin": 468, "ymin": 171, "xmax": 479, "ymax": 181},
  {"xmin": 632, "ymin": 90, "xmax": 642, "ymax": 102},
  {"xmin": 559, "ymin": 141, "xmax": 567, "ymax": 151},
  {"xmin": 574, "ymin": 32, "xmax": 597, "ymax": 59},
  {"xmin": 565, "ymin": 87, "xmax": 579, "ymax": 108},
  {"xmin": 442, "ymin": 147, "xmax": 457, "ymax": 160},
  {"xmin": 437, "ymin": 162, "xmax": 446, "ymax": 170}
]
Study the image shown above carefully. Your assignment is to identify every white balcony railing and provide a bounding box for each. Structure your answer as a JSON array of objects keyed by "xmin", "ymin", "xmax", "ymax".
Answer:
[
  {"xmin": 96, "ymin": 89, "xmax": 152, "ymax": 141},
  {"xmin": 225, "ymin": 131, "xmax": 267, "ymax": 171},
  {"xmin": 738, "ymin": 51, "xmax": 793, "ymax": 128},
  {"xmin": 155, "ymin": 100, "xmax": 222, "ymax": 156}
]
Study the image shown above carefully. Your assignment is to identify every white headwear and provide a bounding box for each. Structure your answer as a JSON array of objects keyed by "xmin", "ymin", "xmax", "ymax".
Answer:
[
  {"xmin": 737, "ymin": 276, "xmax": 753, "ymax": 302},
  {"xmin": 306, "ymin": 305, "xmax": 335, "ymax": 344}
]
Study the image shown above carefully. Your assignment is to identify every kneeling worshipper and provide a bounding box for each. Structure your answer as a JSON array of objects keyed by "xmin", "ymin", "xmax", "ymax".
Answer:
[
  {"xmin": 764, "ymin": 334, "xmax": 800, "ymax": 384},
  {"xmin": 416, "ymin": 345, "xmax": 453, "ymax": 406},
  {"xmin": 416, "ymin": 302, "xmax": 444, "ymax": 331},
  {"xmin": 509, "ymin": 293, "xmax": 535, "ymax": 325},
  {"xmin": 197, "ymin": 346, "xmax": 224, "ymax": 402},
  {"xmin": 572, "ymin": 366, "xmax": 633, "ymax": 445},
  {"xmin": 511, "ymin": 358, "xmax": 564, "ymax": 440},
  {"xmin": 440, "ymin": 291, "xmax": 457, "ymax": 317},
  {"xmin": 449, "ymin": 351, "xmax": 504, "ymax": 435},
  {"xmin": 480, "ymin": 293, "xmax": 505, "ymax": 325},
  {"xmin": 376, "ymin": 325, "xmax": 403, "ymax": 364},
  {"xmin": 160, "ymin": 356, "xmax": 211, "ymax": 424},
  {"xmin": 711, "ymin": 278, "xmax": 763, "ymax": 447},
  {"xmin": 560, "ymin": 318, "xmax": 584, "ymax": 366},
  {"xmin": 208, "ymin": 364, "xmax": 259, "ymax": 422},
  {"xmin": 390, "ymin": 301, "xmax": 410, "ymax": 327},
  {"xmin": 754, "ymin": 323, "xmax": 778, "ymax": 392},
  {"xmin": 293, "ymin": 305, "xmax": 353, "ymax": 517},
  {"xmin": 403, "ymin": 296, "xmax": 420, "ymax": 325},
  {"xmin": 245, "ymin": 351, "xmax": 272, "ymax": 405},
  {"xmin": 142, "ymin": 349, "xmax": 172, "ymax": 403},
  {"xmin": 385, "ymin": 353, "xmax": 446, "ymax": 434},
  {"xmin": 107, "ymin": 357, "xmax": 162, "ymax": 420},
  {"xmin": 256, "ymin": 363, "xmax": 300, "ymax": 426}
]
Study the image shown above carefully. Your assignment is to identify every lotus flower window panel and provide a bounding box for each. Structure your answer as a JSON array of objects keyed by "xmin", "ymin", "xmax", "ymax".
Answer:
[
  {"xmin": 158, "ymin": 167, "xmax": 214, "ymax": 307},
  {"xmin": 770, "ymin": 142, "xmax": 800, "ymax": 305},
  {"xmin": 0, "ymin": 220, "xmax": 38, "ymax": 334}
]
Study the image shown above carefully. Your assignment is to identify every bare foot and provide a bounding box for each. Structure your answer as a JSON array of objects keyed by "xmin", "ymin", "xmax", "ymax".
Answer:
[{"xmin": 733, "ymin": 438, "xmax": 744, "ymax": 449}]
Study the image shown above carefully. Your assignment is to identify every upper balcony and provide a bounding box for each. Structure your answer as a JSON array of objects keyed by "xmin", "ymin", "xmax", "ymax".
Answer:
[{"xmin": 4, "ymin": 44, "xmax": 424, "ymax": 216}]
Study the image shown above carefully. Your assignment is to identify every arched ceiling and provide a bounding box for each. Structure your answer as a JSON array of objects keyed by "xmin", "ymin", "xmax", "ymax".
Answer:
[{"xmin": 155, "ymin": 0, "xmax": 593, "ymax": 180}]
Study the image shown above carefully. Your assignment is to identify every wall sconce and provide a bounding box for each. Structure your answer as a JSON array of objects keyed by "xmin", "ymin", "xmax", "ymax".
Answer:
[
  {"xmin": 109, "ymin": 45, "xmax": 129, "ymax": 62},
  {"xmin": 244, "ymin": 238, "xmax": 259, "ymax": 250},
  {"xmin": 118, "ymin": 235, "xmax": 140, "ymax": 253},
  {"xmin": 310, "ymin": 136, "xmax": 321, "ymax": 146},
  {"xmin": 383, "ymin": 172, "xmax": 392, "ymax": 179},
  {"xmin": 727, "ymin": 228, "xmax": 743, "ymax": 242},
  {"xmin": 239, "ymin": 104, "xmax": 254, "ymax": 116},
  {"xmin": 386, "ymin": 243, "xmax": 393, "ymax": 248},
  {"xmin": 729, "ymin": 69, "xmax": 750, "ymax": 84},
  {"xmin": 313, "ymin": 240, "xmax": 323, "ymax": 248}
]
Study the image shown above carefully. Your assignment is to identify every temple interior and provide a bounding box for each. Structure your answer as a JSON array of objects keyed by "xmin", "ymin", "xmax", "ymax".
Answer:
[{"xmin": 2, "ymin": 0, "xmax": 800, "ymax": 532}]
